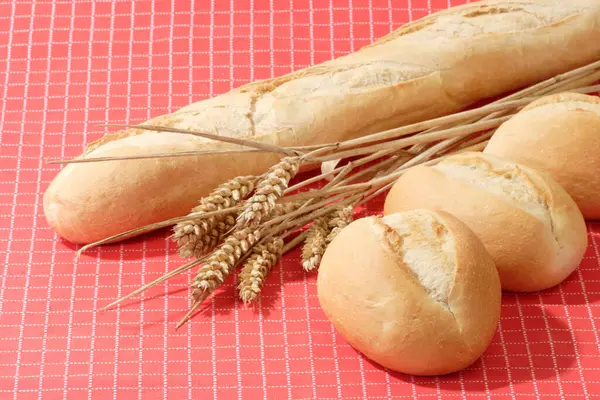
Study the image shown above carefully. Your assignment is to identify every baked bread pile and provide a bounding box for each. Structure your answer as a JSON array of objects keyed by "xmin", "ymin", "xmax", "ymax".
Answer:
[{"xmin": 317, "ymin": 92, "xmax": 598, "ymax": 375}]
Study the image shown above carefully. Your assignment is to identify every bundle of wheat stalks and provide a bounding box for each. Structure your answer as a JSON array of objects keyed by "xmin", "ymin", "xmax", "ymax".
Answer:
[{"xmin": 58, "ymin": 59, "xmax": 600, "ymax": 328}]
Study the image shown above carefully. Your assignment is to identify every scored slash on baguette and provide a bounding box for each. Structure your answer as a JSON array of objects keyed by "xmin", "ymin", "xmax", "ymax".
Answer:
[{"xmin": 62, "ymin": 0, "xmax": 600, "ymax": 328}]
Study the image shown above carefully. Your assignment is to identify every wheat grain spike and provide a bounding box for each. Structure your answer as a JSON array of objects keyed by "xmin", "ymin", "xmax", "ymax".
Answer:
[
  {"xmin": 301, "ymin": 217, "xmax": 329, "ymax": 271},
  {"xmin": 238, "ymin": 237, "xmax": 284, "ymax": 304},
  {"xmin": 172, "ymin": 176, "xmax": 255, "ymax": 258},
  {"xmin": 327, "ymin": 205, "xmax": 354, "ymax": 244},
  {"xmin": 190, "ymin": 227, "xmax": 261, "ymax": 303},
  {"xmin": 237, "ymin": 157, "xmax": 301, "ymax": 228},
  {"xmin": 326, "ymin": 205, "xmax": 354, "ymax": 244}
]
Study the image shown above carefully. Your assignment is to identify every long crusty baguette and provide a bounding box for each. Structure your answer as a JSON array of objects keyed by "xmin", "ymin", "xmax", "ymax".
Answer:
[{"xmin": 44, "ymin": 0, "xmax": 600, "ymax": 244}]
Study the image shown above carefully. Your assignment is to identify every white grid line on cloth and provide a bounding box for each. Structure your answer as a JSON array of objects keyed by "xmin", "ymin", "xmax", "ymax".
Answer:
[
  {"xmin": 0, "ymin": 0, "xmax": 16, "ymax": 317},
  {"xmin": 56, "ymin": 1, "xmax": 75, "ymax": 395},
  {"xmin": 58, "ymin": 0, "xmax": 82, "ymax": 396},
  {"xmin": 185, "ymin": 4, "xmax": 194, "ymax": 398},
  {"xmin": 11, "ymin": 3, "xmax": 36, "ymax": 398},
  {"xmin": 87, "ymin": 226, "xmax": 102, "ymax": 398},
  {"xmin": 1, "ymin": 0, "xmax": 600, "ymax": 398},
  {"xmin": 36, "ymin": 1, "xmax": 57, "ymax": 398},
  {"xmin": 87, "ymin": 1, "xmax": 103, "ymax": 397},
  {"xmin": 0, "ymin": 358, "xmax": 598, "ymax": 368},
  {"xmin": 164, "ymin": 0, "xmax": 174, "ymax": 398},
  {"xmin": 585, "ymin": 227, "xmax": 600, "ymax": 354},
  {"xmin": 2, "ymin": 362, "xmax": 598, "ymax": 372},
  {"xmin": 0, "ymin": 1, "xmax": 15, "ymax": 146},
  {"xmin": 0, "ymin": 6, "xmax": 459, "ymax": 17},
  {"xmin": 537, "ymin": 294, "xmax": 566, "ymax": 399},
  {"xmin": 230, "ymin": 0, "xmax": 244, "ymax": 397},
  {"xmin": 515, "ymin": 294, "xmax": 542, "ymax": 398},
  {"xmin": 556, "ymin": 281, "xmax": 590, "ymax": 398},
  {"xmin": 495, "ymin": 321, "xmax": 517, "ymax": 400}
]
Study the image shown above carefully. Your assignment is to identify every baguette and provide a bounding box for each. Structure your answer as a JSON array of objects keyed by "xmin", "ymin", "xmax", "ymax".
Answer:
[
  {"xmin": 44, "ymin": 0, "xmax": 600, "ymax": 244},
  {"xmin": 485, "ymin": 92, "xmax": 600, "ymax": 219},
  {"xmin": 317, "ymin": 209, "xmax": 501, "ymax": 376},
  {"xmin": 383, "ymin": 152, "xmax": 588, "ymax": 292}
]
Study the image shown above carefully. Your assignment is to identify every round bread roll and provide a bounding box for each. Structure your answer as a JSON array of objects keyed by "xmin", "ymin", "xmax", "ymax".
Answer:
[
  {"xmin": 316, "ymin": 209, "xmax": 501, "ymax": 376},
  {"xmin": 484, "ymin": 92, "xmax": 600, "ymax": 219},
  {"xmin": 383, "ymin": 152, "xmax": 587, "ymax": 292}
]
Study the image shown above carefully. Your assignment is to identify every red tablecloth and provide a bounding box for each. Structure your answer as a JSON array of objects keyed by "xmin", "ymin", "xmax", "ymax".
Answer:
[{"xmin": 2, "ymin": 0, "xmax": 600, "ymax": 398}]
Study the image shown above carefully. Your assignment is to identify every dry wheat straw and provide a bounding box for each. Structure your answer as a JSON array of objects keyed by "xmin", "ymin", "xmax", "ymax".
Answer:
[
  {"xmin": 238, "ymin": 237, "xmax": 284, "ymax": 304},
  {"xmin": 90, "ymin": 60, "xmax": 600, "ymax": 327}
]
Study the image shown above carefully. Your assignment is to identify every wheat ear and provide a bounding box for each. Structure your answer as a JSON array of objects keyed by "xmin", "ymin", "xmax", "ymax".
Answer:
[
  {"xmin": 190, "ymin": 228, "xmax": 261, "ymax": 301},
  {"xmin": 236, "ymin": 157, "xmax": 301, "ymax": 228},
  {"xmin": 326, "ymin": 205, "xmax": 354, "ymax": 244},
  {"xmin": 301, "ymin": 217, "xmax": 330, "ymax": 271},
  {"xmin": 237, "ymin": 236, "xmax": 284, "ymax": 304},
  {"xmin": 172, "ymin": 176, "xmax": 256, "ymax": 258}
]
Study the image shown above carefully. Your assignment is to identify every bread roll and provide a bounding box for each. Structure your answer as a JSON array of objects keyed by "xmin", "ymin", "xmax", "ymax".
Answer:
[
  {"xmin": 316, "ymin": 209, "xmax": 501, "ymax": 376},
  {"xmin": 44, "ymin": 0, "xmax": 600, "ymax": 244},
  {"xmin": 484, "ymin": 92, "xmax": 600, "ymax": 219},
  {"xmin": 383, "ymin": 152, "xmax": 587, "ymax": 292}
]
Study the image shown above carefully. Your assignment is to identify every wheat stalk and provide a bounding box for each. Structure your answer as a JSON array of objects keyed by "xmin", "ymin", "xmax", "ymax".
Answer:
[
  {"xmin": 175, "ymin": 227, "xmax": 261, "ymax": 328},
  {"xmin": 172, "ymin": 176, "xmax": 256, "ymax": 258},
  {"xmin": 237, "ymin": 236, "xmax": 285, "ymax": 304},
  {"xmin": 85, "ymin": 60, "xmax": 600, "ymax": 327},
  {"xmin": 104, "ymin": 123, "xmax": 301, "ymax": 156}
]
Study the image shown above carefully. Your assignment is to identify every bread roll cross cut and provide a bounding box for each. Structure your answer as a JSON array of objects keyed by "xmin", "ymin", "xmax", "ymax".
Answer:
[
  {"xmin": 384, "ymin": 152, "xmax": 587, "ymax": 292},
  {"xmin": 317, "ymin": 209, "xmax": 501, "ymax": 376}
]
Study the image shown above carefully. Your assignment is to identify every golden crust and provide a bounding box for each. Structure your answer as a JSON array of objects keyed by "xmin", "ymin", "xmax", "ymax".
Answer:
[
  {"xmin": 383, "ymin": 152, "xmax": 587, "ymax": 292},
  {"xmin": 316, "ymin": 209, "xmax": 500, "ymax": 376},
  {"xmin": 44, "ymin": 0, "xmax": 600, "ymax": 244},
  {"xmin": 486, "ymin": 92, "xmax": 600, "ymax": 219}
]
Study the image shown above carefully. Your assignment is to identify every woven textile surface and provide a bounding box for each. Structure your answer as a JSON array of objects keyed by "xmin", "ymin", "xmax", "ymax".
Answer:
[{"xmin": 1, "ymin": 0, "xmax": 600, "ymax": 398}]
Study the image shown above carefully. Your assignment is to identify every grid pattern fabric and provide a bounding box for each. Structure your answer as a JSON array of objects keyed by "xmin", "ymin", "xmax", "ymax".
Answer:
[{"xmin": 1, "ymin": 0, "xmax": 600, "ymax": 399}]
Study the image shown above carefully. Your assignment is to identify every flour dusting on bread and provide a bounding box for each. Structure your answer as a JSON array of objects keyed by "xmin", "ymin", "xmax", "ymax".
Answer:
[
  {"xmin": 433, "ymin": 156, "xmax": 551, "ymax": 224},
  {"xmin": 380, "ymin": 210, "xmax": 456, "ymax": 306}
]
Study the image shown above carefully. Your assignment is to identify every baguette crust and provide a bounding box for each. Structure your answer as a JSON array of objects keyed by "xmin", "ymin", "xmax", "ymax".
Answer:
[
  {"xmin": 485, "ymin": 92, "xmax": 600, "ymax": 219},
  {"xmin": 383, "ymin": 152, "xmax": 587, "ymax": 292},
  {"xmin": 44, "ymin": 0, "xmax": 600, "ymax": 244},
  {"xmin": 316, "ymin": 209, "xmax": 501, "ymax": 376}
]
